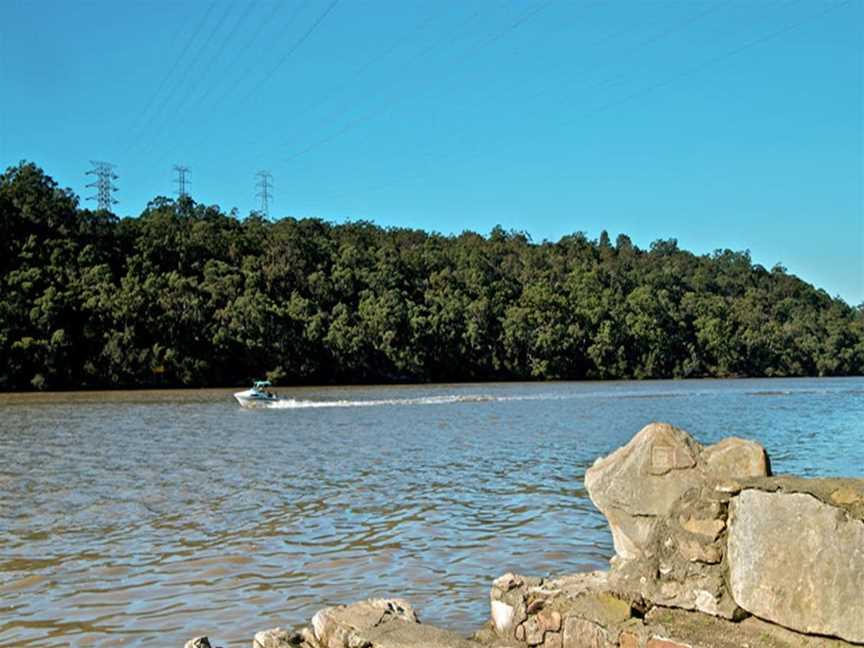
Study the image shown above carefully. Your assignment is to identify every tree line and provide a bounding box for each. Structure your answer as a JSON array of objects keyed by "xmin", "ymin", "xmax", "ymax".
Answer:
[{"xmin": 1, "ymin": 161, "xmax": 861, "ymax": 390}]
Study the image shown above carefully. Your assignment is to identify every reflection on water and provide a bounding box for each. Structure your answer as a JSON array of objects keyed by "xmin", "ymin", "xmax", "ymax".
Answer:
[{"xmin": 0, "ymin": 378, "xmax": 862, "ymax": 647}]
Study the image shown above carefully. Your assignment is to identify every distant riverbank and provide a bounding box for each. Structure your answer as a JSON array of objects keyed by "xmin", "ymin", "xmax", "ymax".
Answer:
[
  {"xmin": 3, "ymin": 372, "xmax": 864, "ymax": 395},
  {"xmin": 3, "ymin": 162, "xmax": 862, "ymax": 392}
]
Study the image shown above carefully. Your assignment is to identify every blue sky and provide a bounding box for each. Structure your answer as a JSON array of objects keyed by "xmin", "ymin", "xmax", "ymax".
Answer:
[{"xmin": 1, "ymin": 0, "xmax": 861, "ymax": 304}]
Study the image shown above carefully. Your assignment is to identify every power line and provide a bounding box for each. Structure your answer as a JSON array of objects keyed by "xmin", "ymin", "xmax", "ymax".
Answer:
[
  {"xmin": 152, "ymin": 0, "xmax": 309, "ymax": 167},
  {"xmin": 580, "ymin": 0, "xmax": 847, "ymax": 119},
  {"xmin": 170, "ymin": 1, "xmax": 260, "ymax": 119},
  {"xmin": 174, "ymin": 164, "xmax": 191, "ymax": 199},
  {"xmin": 279, "ymin": 0, "xmax": 553, "ymax": 164},
  {"xmin": 255, "ymin": 170, "xmax": 273, "ymax": 217},
  {"xmin": 245, "ymin": 0, "xmax": 342, "ymax": 101},
  {"xmin": 522, "ymin": 0, "xmax": 730, "ymax": 106},
  {"xmin": 85, "ymin": 161, "xmax": 118, "ymax": 211},
  {"xmin": 128, "ymin": 1, "xmax": 236, "ymax": 157},
  {"xmin": 194, "ymin": 0, "xmax": 297, "ymax": 113},
  {"xmin": 260, "ymin": 4, "xmax": 480, "ymax": 157},
  {"xmin": 251, "ymin": 2, "xmax": 439, "ymax": 141},
  {"xmin": 122, "ymin": 2, "xmax": 219, "ymax": 154},
  {"xmin": 269, "ymin": 7, "xmax": 488, "ymax": 161},
  {"xmin": 148, "ymin": 0, "xmax": 327, "ymax": 173},
  {"xmin": 292, "ymin": 0, "xmax": 851, "ymax": 208}
]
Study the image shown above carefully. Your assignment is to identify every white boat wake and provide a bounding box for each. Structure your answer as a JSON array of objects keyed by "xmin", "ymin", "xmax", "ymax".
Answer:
[
  {"xmin": 264, "ymin": 391, "xmax": 667, "ymax": 409},
  {"xmin": 250, "ymin": 384, "xmax": 859, "ymax": 410},
  {"xmin": 265, "ymin": 394, "xmax": 501, "ymax": 409}
]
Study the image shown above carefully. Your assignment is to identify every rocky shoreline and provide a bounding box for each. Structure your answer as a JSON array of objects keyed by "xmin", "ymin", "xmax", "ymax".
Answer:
[{"xmin": 185, "ymin": 423, "xmax": 864, "ymax": 648}]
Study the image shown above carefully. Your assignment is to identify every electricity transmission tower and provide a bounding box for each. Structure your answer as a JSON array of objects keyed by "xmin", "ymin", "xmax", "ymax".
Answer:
[
  {"xmin": 255, "ymin": 170, "xmax": 273, "ymax": 218},
  {"xmin": 86, "ymin": 161, "xmax": 118, "ymax": 211},
  {"xmin": 173, "ymin": 165, "xmax": 191, "ymax": 198}
]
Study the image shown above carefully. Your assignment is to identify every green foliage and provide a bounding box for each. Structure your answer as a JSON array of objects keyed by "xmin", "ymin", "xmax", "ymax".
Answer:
[{"xmin": 1, "ymin": 161, "xmax": 862, "ymax": 390}]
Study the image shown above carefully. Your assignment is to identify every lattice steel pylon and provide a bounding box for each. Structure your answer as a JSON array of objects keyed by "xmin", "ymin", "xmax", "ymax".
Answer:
[
  {"xmin": 86, "ymin": 161, "xmax": 118, "ymax": 211},
  {"xmin": 255, "ymin": 170, "xmax": 273, "ymax": 218},
  {"xmin": 174, "ymin": 164, "xmax": 191, "ymax": 198}
]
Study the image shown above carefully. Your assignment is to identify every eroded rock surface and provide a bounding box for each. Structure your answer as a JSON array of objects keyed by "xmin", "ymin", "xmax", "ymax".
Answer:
[
  {"xmin": 583, "ymin": 423, "xmax": 768, "ymax": 619},
  {"xmin": 485, "ymin": 570, "xmax": 644, "ymax": 647},
  {"xmin": 584, "ymin": 423, "xmax": 767, "ymax": 562},
  {"xmin": 486, "ymin": 423, "xmax": 862, "ymax": 647},
  {"xmin": 311, "ymin": 598, "xmax": 419, "ymax": 648},
  {"xmin": 362, "ymin": 620, "xmax": 478, "ymax": 648},
  {"xmin": 184, "ymin": 638, "xmax": 212, "ymax": 648},
  {"xmin": 728, "ymin": 489, "xmax": 864, "ymax": 643},
  {"xmin": 253, "ymin": 627, "xmax": 304, "ymax": 647}
]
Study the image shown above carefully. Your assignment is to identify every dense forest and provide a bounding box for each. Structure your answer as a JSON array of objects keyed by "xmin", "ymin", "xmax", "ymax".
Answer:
[{"xmin": 1, "ymin": 161, "xmax": 862, "ymax": 390}]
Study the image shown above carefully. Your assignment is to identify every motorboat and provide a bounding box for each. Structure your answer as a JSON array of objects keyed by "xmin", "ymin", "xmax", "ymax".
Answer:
[{"xmin": 234, "ymin": 380, "xmax": 279, "ymax": 408}]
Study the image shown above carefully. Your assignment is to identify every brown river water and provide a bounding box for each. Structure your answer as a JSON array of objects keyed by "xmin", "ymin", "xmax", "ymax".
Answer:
[{"xmin": 1, "ymin": 378, "xmax": 862, "ymax": 646}]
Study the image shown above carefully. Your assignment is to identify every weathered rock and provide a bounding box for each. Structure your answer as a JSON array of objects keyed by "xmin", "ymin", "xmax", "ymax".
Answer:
[
  {"xmin": 491, "ymin": 600, "xmax": 516, "ymax": 634},
  {"xmin": 617, "ymin": 631, "xmax": 640, "ymax": 648},
  {"xmin": 583, "ymin": 423, "xmax": 772, "ymax": 621},
  {"xmin": 280, "ymin": 424, "xmax": 864, "ymax": 648},
  {"xmin": 361, "ymin": 619, "xmax": 477, "ymax": 648},
  {"xmin": 490, "ymin": 573, "xmax": 532, "ymax": 636},
  {"xmin": 311, "ymin": 598, "xmax": 418, "ymax": 648},
  {"xmin": 185, "ymin": 638, "xmax": 212, "ymax": 648},
  {"xmin": 253, "ymin": 627, "xmax": 303, "ymax": 647},
  {"xmin": 302, "ymin": 597, "xmax": 480, "ymax": 648},
  {"xmin": 543, "ymin": 631, "xmax": 562, "ymax": 648},
  {"xmin": 538, "ymin": 610, "xmax": 561, "ymax": 633},
  {"xmin": 486, "ymin": 570, "xmax": 643, "ymax": 648},
  {"xmin": 678, "ymin": 517, "xmax": 724, "ymax": 540},
  {"xmin": 701, "ymin": 437, "xmax": 769, "ymax": 480},
  {"xmin": 585, "ymin": 423, "xmax": 768, "ymax": 562},
  {"xmin": 727, "ymin": 489, "xmax": 864, "ymax": 644},
  {"xmin": 478, "ymin": 425, "xmax": 864, "ymax": 647},
  {"xmin": 832, "ymin": 485, "xmax": 861, "ymax": 505},
  {"xmin": 523, "ymin": 615, "xmax": 547, "ymax": 645},
  {"xmin": 561, "ymin": 616, "xmax": 614, "ymax": 648},
  {"xmin": 539, "ymin": 571, "xmax": 611, "ymax": 600},
  {"xmin": 676, "ymin": 539, "xmax": 721, "ymax": 564},
  {"xmin": 515, "ymin": 623, "xmax": 526, "ymax": 642},
  {"xmin": 645, "ymin": 639, "xmax": 691, "ymax": 648},
  {"xmin": 642, "ymin": 606, "xmax": 857, "ymax": 647},
  {"xmin": 603, "ymin": 485, "xmax": 740, "ymax": 618},
  {"xmin": 585, "ymin": 423, "xmax": 705, "ymax": 561}
]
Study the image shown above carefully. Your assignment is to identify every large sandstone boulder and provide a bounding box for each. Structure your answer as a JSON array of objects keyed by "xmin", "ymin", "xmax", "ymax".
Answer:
[
  {"xmin": 311, "ymin": 598, "xmax": 418, "ymax": 648},
  {"xmin": 253, "ymin": 627, "xmax": 303, "ymax": 647},
  {"xmin": 361, "ymin": 621, "xmax": 478, "ymax": 648},
  {"xmin": 607, "ymin": 481, "xmax": 743, "ymax": 620},
  {"xmin": 481, "ymin": 424, "xmax": 864, "ymax": 646},
  {"xmin": 728, "ymin": 489, "xmax": 864, "ymax": 644},
  {"xmin": 484, "ymin": 569, "xmax": 862, "ymax": 648},
  {"xmin": 585, "ymin": 423, "xmax": 768, "ymax": 561},
  {"xmin": 306, "ymin": 597, "xmax": 476, "ymax": 648}
]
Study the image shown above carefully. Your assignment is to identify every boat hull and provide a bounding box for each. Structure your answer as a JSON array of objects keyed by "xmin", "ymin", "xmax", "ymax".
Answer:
[{"xmin": 234, "ymin": 389, "xmax": 278, "ymax": 408}]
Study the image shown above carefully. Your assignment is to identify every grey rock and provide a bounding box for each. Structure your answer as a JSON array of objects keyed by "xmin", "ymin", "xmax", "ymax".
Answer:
[
  {"xmin": 543, "ymin": 631, "xmax": 563, "ymax": 648},
  {"xmin": 677, "ymin": 538, "xmax": 722, "ymax": 564},
  {"xmin": 361, "ymin": 619, "xmax": 476, "ymax": 648},
  {"xmin": 311, "ymin": 598, "xmax": 418, "ymax": 648},
  {"xmin": 585, "ymin": 423, "xmax": 707, "ymax": 561},
  {"xmin": 254, "ymin": 627, "xmax": 303, "ymax": 647},
  {"xmin": 561, "ymin": 616, "xmax": 615, "ymax": 648},
  {"xmin": 586, "ymin": 424, "xmax": 770, "ymax": 560},
  {"xmin": 185, "ymin": 638, "xmax": 212, "ymax": 648},
  {"xmin": 728, "ymin": 489, "xmax": 864, "ymax": 643},
  {"xmin": 702, "ymin": 437, "xmax": 769, "ymax": 480},
  {"xmin": 679, "ymin": 516, "xmax": 725, "ymax": 540}
]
